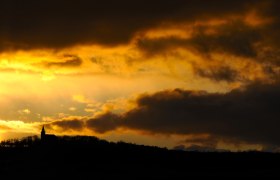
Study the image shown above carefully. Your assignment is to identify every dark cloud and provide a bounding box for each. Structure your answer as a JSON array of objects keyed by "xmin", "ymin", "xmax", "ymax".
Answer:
[
  {"xmin": 189, "ymin": 21, "xmax": 261, "ymax": 58},
  {"xmin": 256, "ymin": 0, "xmax": 280, "ymax": 46},
  {"xmin": 46, "ymin": 119, "xmax": 85, "ymax": 131},
  {"xmin": 137, "ymin": 21, "xmax": 261, "ymax": 58},
  {"xmin": 136, "ymin": 19, "xmax": 279, "ymax": 82},
  {"xmin": 184, "ymin": 136, "xmax": 219, "ymax": 149},
  {"xmin": 84, "ymin": 82, "xmax": 280, "ymax": 148},
  {"xmin": 194, "ymin": 66, "xmax": 240, "ymax": 82},
  {"xmin": 44, "ymin": 55, "xmax": 82, "ymax": 68},
  {"xmin": 0, "ymin": 0, "xmax": 259, "ymax": 51},
  {"xmin": 137, "ymin": 37, "xmax": 188, "ymax": 57},
  {"xmin": 87, "ymin": 113, "xmax": 121, "ymax": 134},
  {"xmin": 131, "ymin": 1, "xmax": 280, "ymax": 83}
]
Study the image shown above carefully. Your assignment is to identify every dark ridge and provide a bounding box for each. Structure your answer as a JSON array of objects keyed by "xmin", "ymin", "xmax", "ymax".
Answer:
[{"xmin": 0, "ymin": 135, "xmax": 280, "ymax": 178}]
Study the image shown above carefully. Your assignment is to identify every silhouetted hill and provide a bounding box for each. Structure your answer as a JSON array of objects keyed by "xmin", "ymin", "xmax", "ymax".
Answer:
[{"xmin": 0, "ymin": 135, "xmax": 280, "ymax": 178}]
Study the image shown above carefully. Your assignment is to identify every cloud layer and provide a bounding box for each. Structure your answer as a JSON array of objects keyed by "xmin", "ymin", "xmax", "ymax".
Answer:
[
  {"xmin": 1, "ymin": 0, "xmax": 280, "ymax": 84},
  {"xmin": 41, "ymin": 81, "xmax": 280, "ymax": 149},
  {"xmin": 0, "ymin": 0, "xmax": 265, "ymax": 50}
]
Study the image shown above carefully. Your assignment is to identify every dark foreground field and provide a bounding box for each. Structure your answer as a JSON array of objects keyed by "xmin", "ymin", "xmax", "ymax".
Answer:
[{"xmin": 0, "ymin": 136, "xmax": 279, "ymax": 178}]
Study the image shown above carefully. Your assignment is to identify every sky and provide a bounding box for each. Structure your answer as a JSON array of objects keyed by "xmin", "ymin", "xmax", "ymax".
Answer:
[{"xmin": 1, "ymin": 0, "xmax": 280, "ymax": 151}]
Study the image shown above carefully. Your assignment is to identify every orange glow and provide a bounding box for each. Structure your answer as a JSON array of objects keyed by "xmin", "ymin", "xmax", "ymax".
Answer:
[{"xmin": 0, "ymin": 6, "xmax": 277, "ymax": 151}]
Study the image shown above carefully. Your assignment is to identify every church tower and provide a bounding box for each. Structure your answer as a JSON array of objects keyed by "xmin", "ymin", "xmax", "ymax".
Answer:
[{"xmin": 41, "ymin": 125, "xmax": 46, "ymax": 140}]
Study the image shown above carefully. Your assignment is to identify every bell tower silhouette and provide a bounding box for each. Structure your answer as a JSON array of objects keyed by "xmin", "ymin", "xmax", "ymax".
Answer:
[{"xmin": 41, "ymin": 126, "xmax": 46, "ymax": 140}]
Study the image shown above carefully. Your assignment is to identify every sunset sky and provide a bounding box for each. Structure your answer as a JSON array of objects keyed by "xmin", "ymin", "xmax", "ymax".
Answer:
[{"xmin": 1, "ymin": 0, "xmax": 280, "ymax": 151}]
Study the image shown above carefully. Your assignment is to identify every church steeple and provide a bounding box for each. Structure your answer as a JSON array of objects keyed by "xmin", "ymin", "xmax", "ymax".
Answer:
[
  {"xmin": 40, "ymin": 125, "xmax": 57, "ymax": 142},
  {"xmin": 41, "ymin": 125, "xmax": 46, "ymax": 140}
]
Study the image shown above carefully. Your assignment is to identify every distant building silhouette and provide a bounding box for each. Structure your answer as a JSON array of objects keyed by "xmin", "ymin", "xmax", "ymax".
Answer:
[{"xmin": 41, "ymin": 126, "xmax": 57, "ymax": 142}]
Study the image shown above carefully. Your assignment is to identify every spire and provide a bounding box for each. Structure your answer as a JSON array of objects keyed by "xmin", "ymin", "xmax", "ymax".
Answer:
[{"xmin": 41, "ymin": 125, "xmax": 46, "ymax": 140}]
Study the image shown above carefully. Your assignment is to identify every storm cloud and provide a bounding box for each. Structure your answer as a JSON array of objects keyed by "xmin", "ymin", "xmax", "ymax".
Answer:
[
  {"xmin": 0, "ymin": 0, "xmax": 262, "ymax": 51},
  {"xmin": 85, "ymin": 82, "xmax": 280, "ymax": 148}
]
